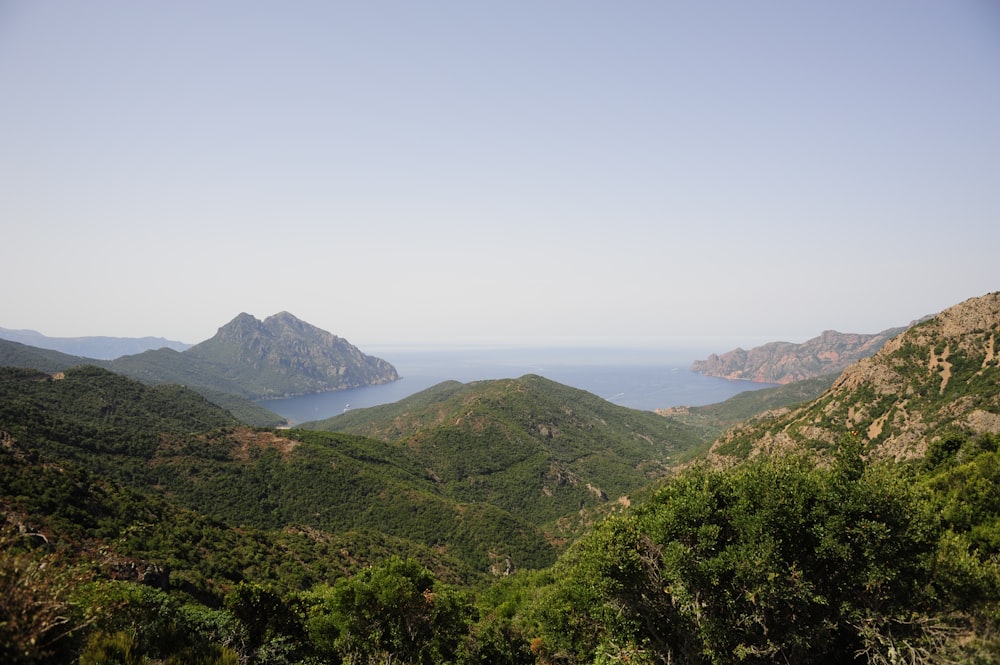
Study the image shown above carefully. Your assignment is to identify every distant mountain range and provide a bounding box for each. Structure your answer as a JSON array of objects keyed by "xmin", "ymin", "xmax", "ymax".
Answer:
[
  {"xmin": 0, "ymin": 326, "xmax": 190, "ymax": 359},
  {"xmin": 0, "ymin": 312, "xmax": 398, "ymax": 426},
  {"xmin": 691, "ymin": 326, "xmax": 911, "ymax": 384}
]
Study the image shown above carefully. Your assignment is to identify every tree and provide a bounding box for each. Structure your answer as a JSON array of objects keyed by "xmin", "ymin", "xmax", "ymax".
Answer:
[
  {"xmin": 328, "ymin": 556, "xmax": 474, "ymax": 665},
  {"xmin": 534, "ymin": 450, "xmax": 962, "ymax": 664},
  {"xmin": 225, "ymin": 581, "xmax": 308, "ymax": 664}
]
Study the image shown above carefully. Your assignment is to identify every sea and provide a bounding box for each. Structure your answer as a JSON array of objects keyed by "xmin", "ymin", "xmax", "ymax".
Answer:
[{"xmin": 259, "ymin": 345, "xmax": 778, "ymax": 426}]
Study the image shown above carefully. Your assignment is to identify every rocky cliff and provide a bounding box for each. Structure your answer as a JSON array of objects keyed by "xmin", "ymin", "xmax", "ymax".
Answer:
[
  {"xmin": 709, "ymin": 292, "xmax": 1000, "ymax": 463},
  {"xmin": 691, "ymin": 327, "xmax": 908, "ymax": 384}
]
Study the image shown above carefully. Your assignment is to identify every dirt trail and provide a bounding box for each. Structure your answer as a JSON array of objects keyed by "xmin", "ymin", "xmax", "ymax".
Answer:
[{"xmin": 928, "ymin": 345, "xmax": 952, "ymax": 393}]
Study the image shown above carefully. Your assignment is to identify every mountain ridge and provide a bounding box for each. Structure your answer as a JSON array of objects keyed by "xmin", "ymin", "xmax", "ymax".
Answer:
[
  {"xmin": 3, "ymin": 294, "xmax": 1000, "ymax": 662},
  {"xmin": 0, "ymin": 326, "xmax": 191, "ymax": 359},
  {"xmin": 691, "ymin": 325, "xmax": 911, "ymax": 384}
]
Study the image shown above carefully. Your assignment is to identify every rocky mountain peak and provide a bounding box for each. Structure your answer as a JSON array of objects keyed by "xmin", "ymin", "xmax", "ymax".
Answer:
[
  {"xmin": 187, "ymin": 312, "xmax": 398, "ymax": 399},
  {"xmin": 263, "ymin": 311, "xmax": 310, "ymax": 332},
  {"xmin": 215, "ymin": 312, "xmax": 263, "ymax": 341}
]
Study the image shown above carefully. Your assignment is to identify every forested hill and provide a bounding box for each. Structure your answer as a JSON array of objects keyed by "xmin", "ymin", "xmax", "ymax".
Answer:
[
  {"xmin": 0, "ymin": 339, "xmax": 284, "ymax": 427},
  {"xmin": 691, "ymin": 325, "xmax": 908, "ymax": 384},
  {"xmin": 0, "ymin": 337, "xmax": 93, "ymax": 374},
  {"xmin": 0, "ymin": 365, "xmax": 558, "ymax": 579},
  {"xmin": 302, "ymin": 374, "xmax": 713, "ymax": 528}
]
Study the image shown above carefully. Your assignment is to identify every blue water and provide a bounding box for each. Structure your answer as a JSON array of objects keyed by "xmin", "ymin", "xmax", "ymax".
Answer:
[{"xmin": 260, "ymin": 346, "xmax": 776, "ymax": 425}]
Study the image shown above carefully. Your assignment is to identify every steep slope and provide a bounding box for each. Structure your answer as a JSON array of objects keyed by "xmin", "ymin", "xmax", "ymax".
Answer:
[
  {"xmin": 692, "ymin": 326, "xmax": 908, "ymax": 384},
  {"xmin": 303, "ymin": 374, "xmax": 707, "ymax": 530},
  {"xmin": 110, "ymin": 311, "xmax": 398, "ymax": 399},
  {"xmin": 711, "ymin": 292, "xmax": 1000, "ymax": 462}
]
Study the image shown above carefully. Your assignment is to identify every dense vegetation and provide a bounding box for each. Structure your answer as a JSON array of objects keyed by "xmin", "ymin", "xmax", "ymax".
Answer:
[
  {"xmin": 304, "ymin": 375, "xmax": 709, "ymax": 531},
  {"xmin": 524, "ymin": 443, "xmax": 1000, "ymax": 663},
  {"xmin": 5, "ymin": 431, "xmax": 999, "ymax": 663},
  {"xmin": 0, "ymin": 367, "xmax": 555, "ymax": 579},
  {"xmin": 3, "ymin": 294, "xmax": 1000, "ymax": 663},
  {"xmin": 0, "ymin": 340, "xmax": 285, "ymax": 426}
]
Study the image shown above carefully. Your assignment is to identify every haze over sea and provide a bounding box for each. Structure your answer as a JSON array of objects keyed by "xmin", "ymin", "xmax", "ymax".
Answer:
[{"xmin": 261, "ymin": 345, "xmax": 778, "ymax": 426}]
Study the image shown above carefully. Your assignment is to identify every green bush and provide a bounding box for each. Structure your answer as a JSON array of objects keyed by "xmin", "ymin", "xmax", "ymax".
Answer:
[{"xmin": 530, "ymin": 446, "xmax": 984, "ymax": 664}]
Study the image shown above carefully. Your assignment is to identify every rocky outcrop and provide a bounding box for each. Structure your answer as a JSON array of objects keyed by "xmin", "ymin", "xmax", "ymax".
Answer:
[
  {"xmin": 692, "ymin": 327, "xmax": 909, "ymax": 384},
  {"xmin": 708, "ymin": 292, "xmax": 1000, "ymax": 463}
]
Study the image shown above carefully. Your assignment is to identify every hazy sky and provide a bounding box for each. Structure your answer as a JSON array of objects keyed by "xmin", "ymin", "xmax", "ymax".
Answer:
[{"xmin": 2, "ymin": 2, "xmax": 998, "ymax": 348}]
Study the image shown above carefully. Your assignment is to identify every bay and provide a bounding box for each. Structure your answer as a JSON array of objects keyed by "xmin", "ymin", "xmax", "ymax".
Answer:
[{"xmin": 260, "ymin": 346, "xmax": 777, "ymax": 426}]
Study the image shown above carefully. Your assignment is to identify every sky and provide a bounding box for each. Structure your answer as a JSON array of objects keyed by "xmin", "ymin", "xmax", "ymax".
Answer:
[{"xmin": 2, "ymin": 1, "xmax": 998, "ymax": 349}]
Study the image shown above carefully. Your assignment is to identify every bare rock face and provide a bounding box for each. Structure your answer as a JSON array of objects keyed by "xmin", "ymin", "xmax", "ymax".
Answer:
[
  {"xmin": 708, "ymin": 292, "xmax": 1000, "ymax": 464},
  {"xmin": 692, "ymin": 327, "xmax": 909, "ymax": 384},
  {"xmin": 106, "ymin": 558, "xmax": 170, "ymax": 590}
]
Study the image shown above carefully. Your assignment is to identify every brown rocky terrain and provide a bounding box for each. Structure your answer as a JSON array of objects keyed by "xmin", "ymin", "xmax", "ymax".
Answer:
[
  {"xmin": 708, "ymin": 292, "xmax": 1000, "ymax": 463},
  {"xmin": 691, "ymin": 326, "xmax": 910, "ymax": 384}
]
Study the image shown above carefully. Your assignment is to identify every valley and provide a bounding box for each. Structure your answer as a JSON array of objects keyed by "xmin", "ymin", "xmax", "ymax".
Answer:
[{"xmin": 1, "ymin": 294, "xmax": 999, "ymax": 663}]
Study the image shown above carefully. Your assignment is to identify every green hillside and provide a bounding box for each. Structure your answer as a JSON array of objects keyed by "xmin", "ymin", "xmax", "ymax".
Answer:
[
  {"xmin": 0, "ymin": 338, "xmax": 91, "ymax": 373},
  {"xmin": 0, "ymin": 366, "xmax": 554, "ymax": 577},
  {"xmin": 108, "ymin": 312, "xmax": 398, "ymax": 401},
  {"xmin": 507, "ymin": 295, "xmax": 1000, "ymax": 664},
  {"xmin": 3, "ymin": 294, "xmax": 1000, "ymax": 664},
  {"xmin": 302, "ymin": 374, "xmax": 709, "ymax": 529}
]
